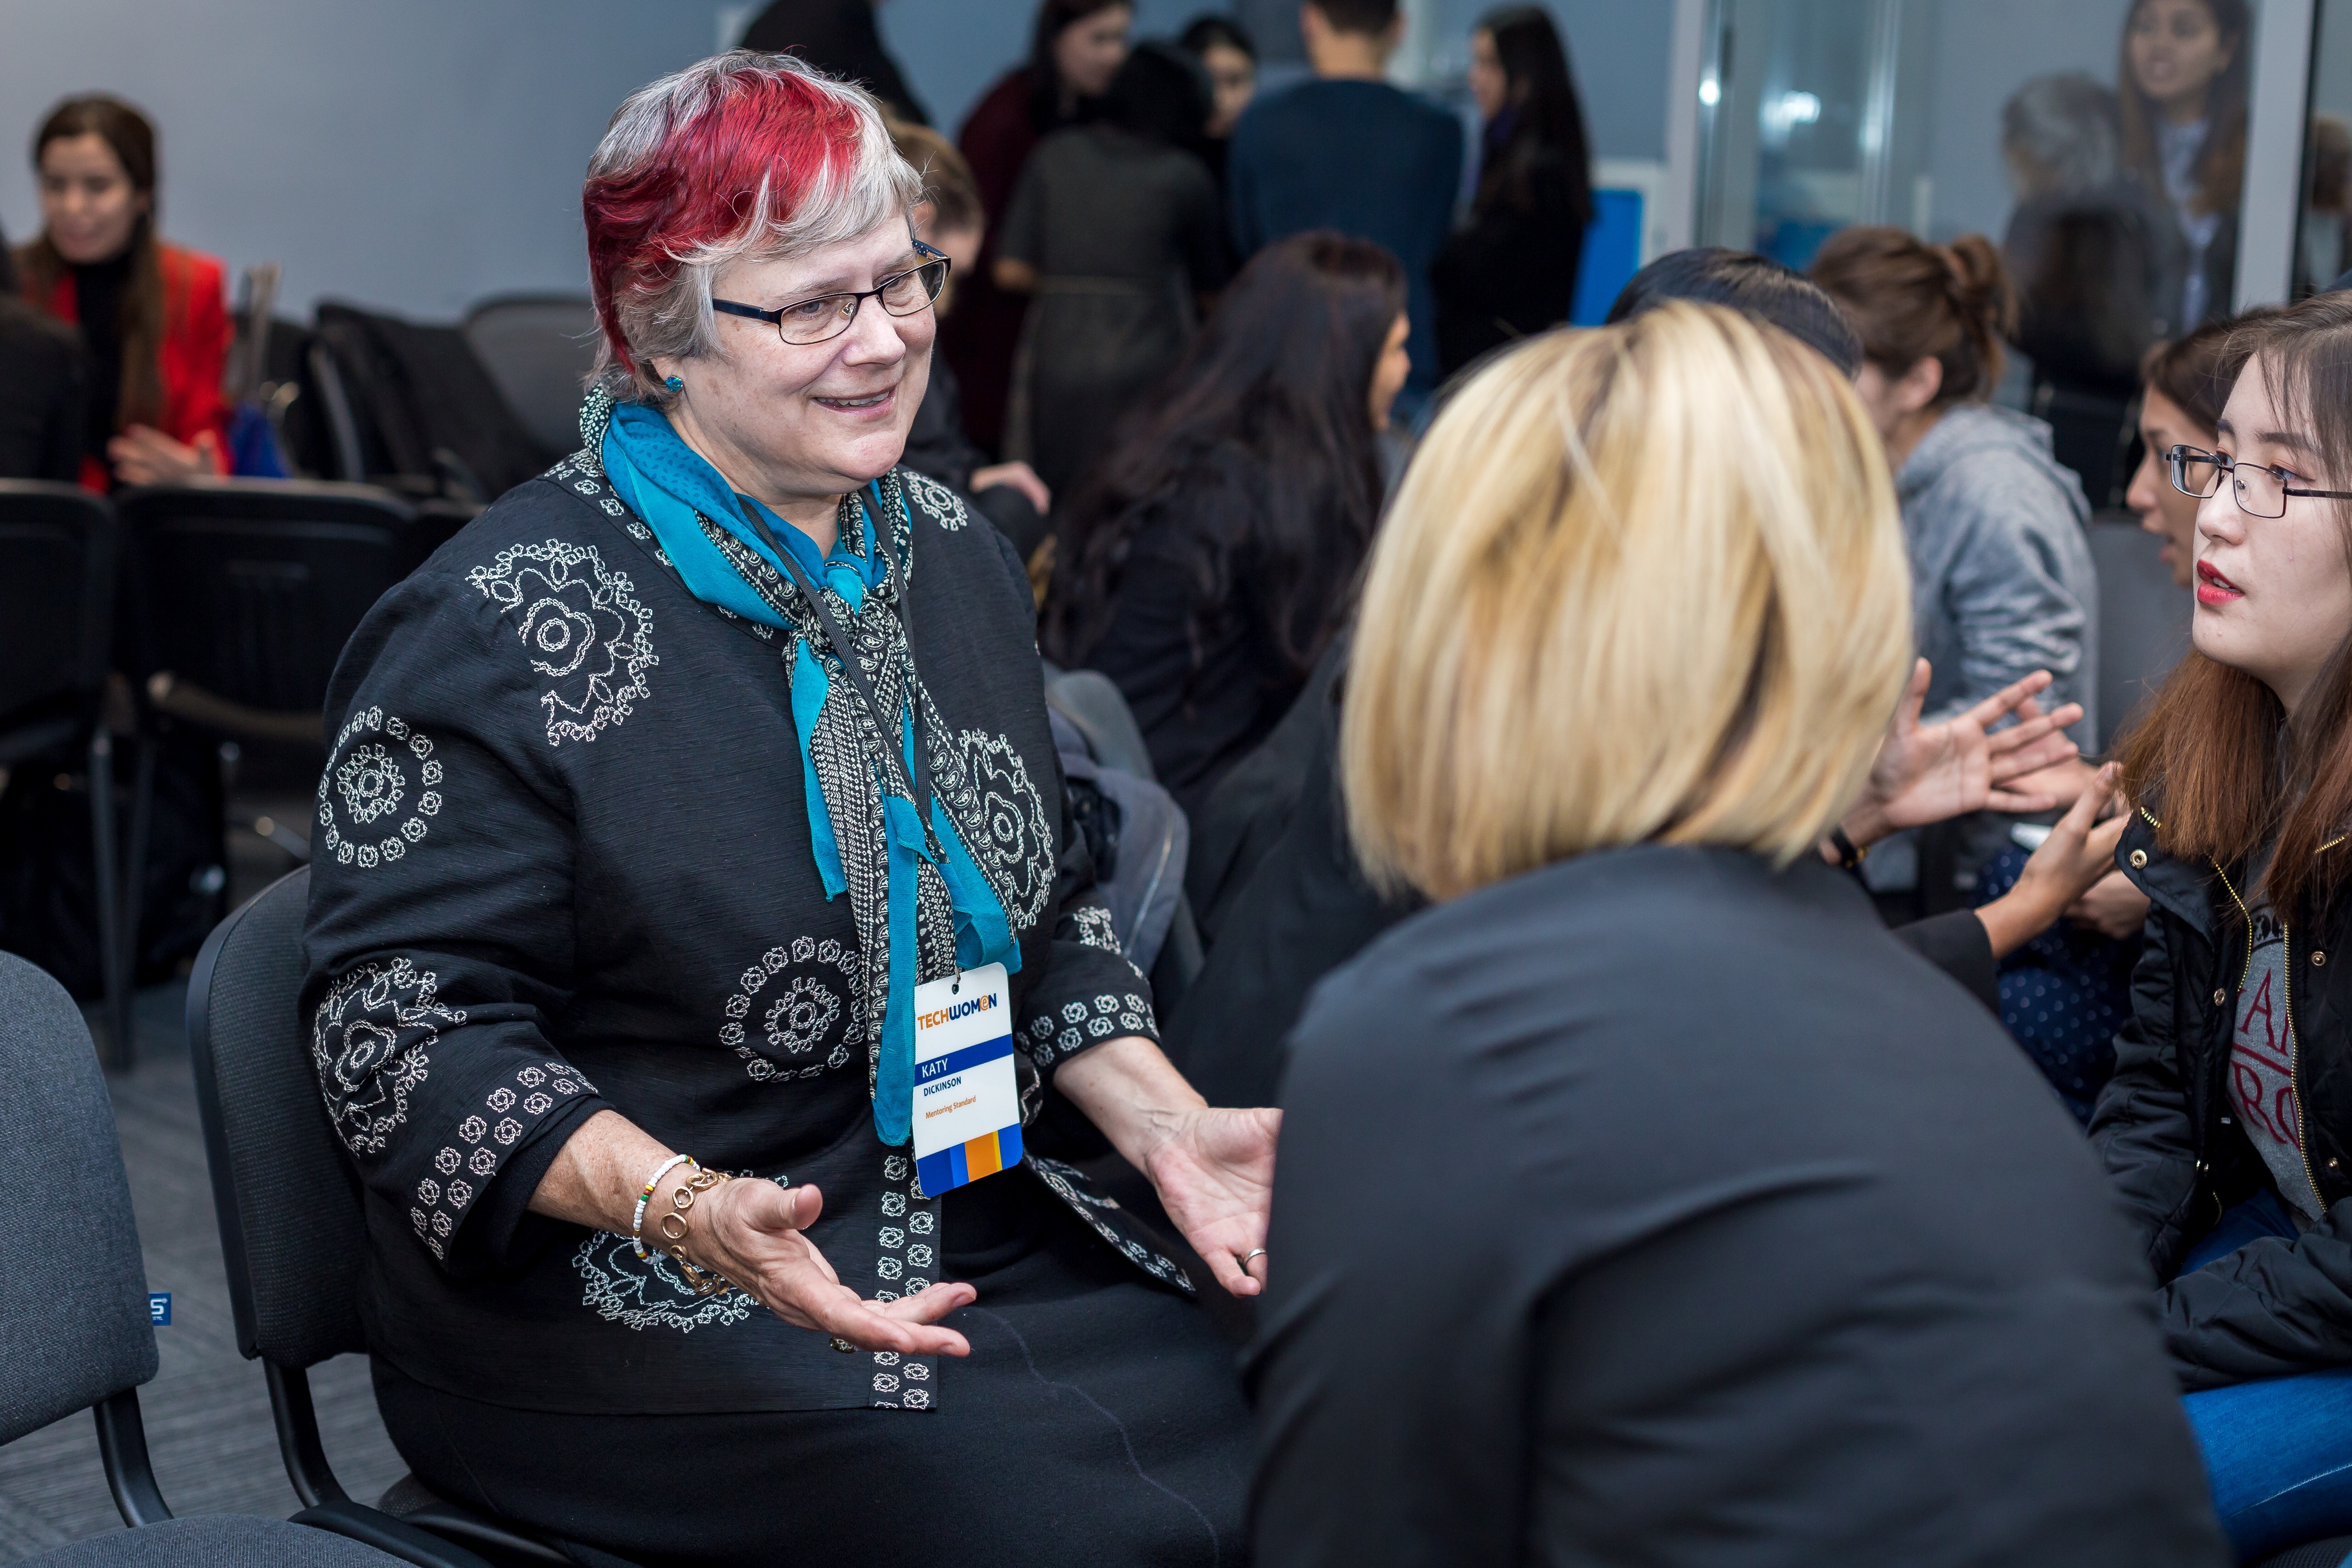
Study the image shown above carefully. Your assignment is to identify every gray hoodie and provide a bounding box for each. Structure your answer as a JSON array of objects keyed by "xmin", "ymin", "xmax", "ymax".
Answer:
[
  {"xmin": 1896, "ymin": 402, "xmax": 2099, "ymax": 747},
  {"xmin": 1864, "ymin": 404, "xmax": 2099, "ymax": 895}
]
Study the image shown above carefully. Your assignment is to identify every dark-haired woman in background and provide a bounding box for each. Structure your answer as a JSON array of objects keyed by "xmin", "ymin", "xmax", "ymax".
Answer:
[
  {"xmin": 1180, "ymin": 13, "xmax": 1257, "ymax": 202},
  {"xmin": 1044, "ymin": 232, "xmax": 1407, "ymax": 813},
  {"xmin": 2120, "ymin": 0, "xmax": 2247, "ymax": 331},
  {"xmin": 1430, "ymin": 6, "xmax": 1593, "ymax": 377},
  {"xmin": 995, "ymin": 41, "xmax": 1231, "ymax": 503},
  {"xmin": 945, "ymin": 0, "xmax": 1133, "ymax": 455},
  {"xmin": 17, "ymin": 94, "xmax": 228, "ymax": 491}
]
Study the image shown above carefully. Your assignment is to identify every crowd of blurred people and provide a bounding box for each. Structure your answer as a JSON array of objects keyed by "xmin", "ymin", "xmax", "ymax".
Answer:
[{"xmin": 18, "ymin": 0, "xmax": 2352, "ymax": 1561}]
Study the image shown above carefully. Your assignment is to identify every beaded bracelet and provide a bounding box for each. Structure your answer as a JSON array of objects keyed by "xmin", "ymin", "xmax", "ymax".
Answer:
[{"xmin": 631, "ymin": 1153, "xmax": 698, "ymax": 1260}]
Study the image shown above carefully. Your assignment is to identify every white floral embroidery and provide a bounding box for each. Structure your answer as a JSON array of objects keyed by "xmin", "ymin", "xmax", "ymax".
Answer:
[
  {"xmin": 1066, "ymin": 905, "xmax": 1120, "ymax": 954},
  {"xmin": 573, "ymin": 1231, "xmax": 758, "ymax": 1334},
  {"xmin": 1029, "ymin": 1154, "xmax": 1192, "ymax": 1292},
  {"xmin": 721, "ymin": 937, "xmax": 860, "ymax": 1083},
  {"xmin": 312, "ymin": 959, "xmax": 464, "ymax": 1157},
  {"xmin": 317, "ymin": 709, "xmax": 443, "ymax": 869},
  {"xmin": 942, "ymin": 730, "xmax": 1053, "ymax": 928},
  {"xmin": 900, "ymin": 469, "xmax": 969, "ymax": 531},
  {"xmin": 467, "ymin": 538, "xmax": 657, "ymax": 746},
  {"xmin": 871, "ymin": 1149, "xmax": 937, "ymax": 1409},
  {"xmin": 406, "ymin": 1058, "xmax": 596, "ymax": 1260}
]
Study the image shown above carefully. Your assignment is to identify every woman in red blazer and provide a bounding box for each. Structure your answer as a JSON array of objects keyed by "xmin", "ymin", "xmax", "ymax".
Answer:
[{"xmin": 17, "ymin": 94, "xmax": 229, "ymax": 492}]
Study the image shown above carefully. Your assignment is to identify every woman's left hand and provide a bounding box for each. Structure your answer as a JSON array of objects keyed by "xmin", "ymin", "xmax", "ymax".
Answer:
[
  {"xmin": 1052, "ymin": 1034, "xmax": 1281, "ymax": 1298},
  {"xmin": 1141, "ymin": 1106, "xmax": 1281, "ymax": 1297}
]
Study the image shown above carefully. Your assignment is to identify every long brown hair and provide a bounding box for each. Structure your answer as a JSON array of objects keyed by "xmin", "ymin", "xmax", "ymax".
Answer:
[
  {"xmin": 2118, "ymin": 0, "xmax": 2249, "ymax": 219},
  {"xmin": 1809, "ymin": 227, "xmax": 2015, "ymax": 409},
  {"xmin": 18, "ymin": 95, "xmax": 166, "ymax": 432},
  {"xmin": 1041, "ymin": 232, "xmax": 1403, "ymax": 677},
  {"xmin": 2117, "ymin": 293, "xmax": 2352, "ymax": 917}
]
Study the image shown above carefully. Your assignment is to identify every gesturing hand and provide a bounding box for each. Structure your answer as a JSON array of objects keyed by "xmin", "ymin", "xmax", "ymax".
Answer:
[
  {"xmin": 1977, "ymin": 762, "xmax": 2131, "ymax": 960},
  {"xmin": 692, "ymin": 1178, "xmax": 975, "ymax": 1356},
  {"xmin": 1847, "ymin": 661, "xmax": 2085, "ymax": 848},
  {"xmin": 1142, "ymin": 1106, "xmax": 1282, "ymax": 1297}
]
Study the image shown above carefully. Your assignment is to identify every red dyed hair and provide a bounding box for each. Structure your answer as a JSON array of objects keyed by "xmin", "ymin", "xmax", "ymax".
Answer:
[{"xmin": 583, "ymin": 52, "xmax": 918, "ymax": 402}]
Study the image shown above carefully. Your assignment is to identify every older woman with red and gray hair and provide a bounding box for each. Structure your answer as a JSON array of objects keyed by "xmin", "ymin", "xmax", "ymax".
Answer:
[{"xmin": 298, "ymin": 51, "xmax": 1266, "ymax": 1565}]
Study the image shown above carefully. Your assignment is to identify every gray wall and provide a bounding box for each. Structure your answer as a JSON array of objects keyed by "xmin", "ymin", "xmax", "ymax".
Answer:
[{"xmin": 0, "ymin": 0, "xmax": 726, "ymax": 319}]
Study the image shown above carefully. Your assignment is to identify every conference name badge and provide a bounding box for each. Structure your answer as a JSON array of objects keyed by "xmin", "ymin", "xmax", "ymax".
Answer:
[{"xmin": 911, "ymin": 962, "xmax": 1021, "ymax": 1197}]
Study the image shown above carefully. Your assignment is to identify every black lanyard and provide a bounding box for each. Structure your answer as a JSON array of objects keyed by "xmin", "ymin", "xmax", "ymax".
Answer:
[{"xmin": 739, "ymin": 498, "xmax": 940, "ymax": 852}]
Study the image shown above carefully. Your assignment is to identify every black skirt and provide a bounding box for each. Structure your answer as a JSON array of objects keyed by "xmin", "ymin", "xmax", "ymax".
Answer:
[{"xmin": 373, "ymin": 1176, "xmax": 1250, "ymax": 1568}]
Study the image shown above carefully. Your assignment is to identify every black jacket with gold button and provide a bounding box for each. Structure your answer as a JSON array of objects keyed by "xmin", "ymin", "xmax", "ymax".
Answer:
[{"xmin": 2090, "ymin": 808, "xmax": 2352, "ymax": 1389}]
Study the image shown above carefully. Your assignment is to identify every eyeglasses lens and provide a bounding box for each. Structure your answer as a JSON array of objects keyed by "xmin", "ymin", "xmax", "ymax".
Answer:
[
  {"xmin": 879, "ymin": 261, "xmax": 947, "ymax": 314},
  {"xmin": 2233, "ymin": 467, "xmax": 2285, "ymax": 517}
]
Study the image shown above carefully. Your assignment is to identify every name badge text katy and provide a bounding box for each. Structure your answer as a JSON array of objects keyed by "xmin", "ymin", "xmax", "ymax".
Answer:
[{"xmin": 911, "ymin": 963, "xmax": 1021, "ymax": 1196}]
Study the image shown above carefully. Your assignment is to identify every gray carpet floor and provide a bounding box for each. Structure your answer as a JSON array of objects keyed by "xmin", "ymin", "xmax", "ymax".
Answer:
[{"xmin": 0, "ymin": 980, "xmax": 406, "ymax": 1560}]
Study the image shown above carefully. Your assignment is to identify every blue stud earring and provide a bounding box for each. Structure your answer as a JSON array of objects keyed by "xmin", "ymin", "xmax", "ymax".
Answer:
[{"xmin": 664, "ymin": 375, "xmax": 683, "ymax": 391}]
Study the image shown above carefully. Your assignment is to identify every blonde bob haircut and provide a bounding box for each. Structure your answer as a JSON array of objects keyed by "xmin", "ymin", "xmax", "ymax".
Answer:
[{"xmin": 1342, "ymin": 301, "xmax": 1914, "ymax": 902}]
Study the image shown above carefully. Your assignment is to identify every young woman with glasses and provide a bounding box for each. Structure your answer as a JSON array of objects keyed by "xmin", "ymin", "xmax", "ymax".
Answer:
[{"xmin": 2097, "ymin": 291, "xmax": 2352, "ymax": 1561}]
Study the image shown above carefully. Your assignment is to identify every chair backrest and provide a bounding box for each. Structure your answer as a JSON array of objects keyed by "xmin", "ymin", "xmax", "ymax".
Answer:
[
  {"xmin": 187, "ymin": 867, "xmax": 369, "ymax": 1369},
  {"xmin": 1045, "ymin": 669, "xmax": 1158, "ymax": 781},
  {"xmin": 462, "ymin": 294, "xmax": 599, "ymax": 458},
  {"xmin": 118, "ymin": 481, "xmax": 416, "ymax": 719},
  {"xmin": 2088, "ymin": 512, "xmax": 2192, "ymax": 752},
  {"xmin": 0, "ymin": 481, "xmax": 115, "ymax": 726},
  {"xmin": 316, "ymin": 302, "xmax": 557, "ymax": 500},
  {"xmin": 0, "ymin": 952, "xmax": 157, "ymax": 1445}
]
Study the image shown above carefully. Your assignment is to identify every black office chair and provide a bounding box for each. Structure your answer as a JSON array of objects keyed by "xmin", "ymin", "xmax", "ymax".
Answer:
[
  {"xmin": 187, "ymin": 870, "xmax": 569, "ymax": 1567},
  {"xmin": 0, "ymin": 948, "xmax": 466, "ymax": 1567},
  {"xmin": 0, "ymin": 480, "xmax": 131, "ymax": 1066},
  {"xmin": 118, "ymin": 479, "xmax": 425, "ymax": 730},
  {"xmin": 112, "ymin": 480, "xmax": 440, "ymax": 958},
  {"xmin": 461, "ymin": 294, "xmax": 598, "ymax": 459}
]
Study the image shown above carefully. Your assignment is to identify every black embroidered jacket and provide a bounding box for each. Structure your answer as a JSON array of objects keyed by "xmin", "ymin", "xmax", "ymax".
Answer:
[{"xmin": 300, "ymin": 455, "xmax": 1182, "ymax": 1416}]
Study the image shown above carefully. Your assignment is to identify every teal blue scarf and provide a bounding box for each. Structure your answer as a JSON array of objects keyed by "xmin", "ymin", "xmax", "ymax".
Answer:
[{"xmin": 602, "ymin": 402, "xmax": 1018, "ymax": 1145}]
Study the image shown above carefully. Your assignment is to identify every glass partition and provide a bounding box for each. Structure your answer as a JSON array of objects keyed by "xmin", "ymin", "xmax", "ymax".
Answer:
[{"xmin": 1697, "ymin": 0, "xmax": 2276, "ymax": 504}]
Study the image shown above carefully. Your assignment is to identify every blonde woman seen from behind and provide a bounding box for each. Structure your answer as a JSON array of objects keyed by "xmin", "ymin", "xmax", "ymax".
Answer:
[{"xmin": 1244, "ymin": 304, "xmax": 2226, "ymax": 1568}]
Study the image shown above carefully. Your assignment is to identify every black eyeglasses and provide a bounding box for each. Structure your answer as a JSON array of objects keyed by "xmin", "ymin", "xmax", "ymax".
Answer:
[
  {"xmin": 711, "ymin": 242, "xmax": 951, "ymax": 347},
  {"xmin": 2168, "ymin": 444, "xmax": 2352, "ymax": 519}
]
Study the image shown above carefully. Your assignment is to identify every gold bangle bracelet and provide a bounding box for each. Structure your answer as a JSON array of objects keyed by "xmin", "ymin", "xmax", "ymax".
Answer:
[{"xmin": 654, "ymin": 1168, "xmax": 736, "ymax": 1297}]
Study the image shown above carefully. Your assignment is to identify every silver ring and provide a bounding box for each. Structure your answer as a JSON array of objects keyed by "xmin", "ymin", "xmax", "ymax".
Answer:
[{"xmin": 1238, "ymin": 1248, "xmax": 1268, "ymax": 1269}]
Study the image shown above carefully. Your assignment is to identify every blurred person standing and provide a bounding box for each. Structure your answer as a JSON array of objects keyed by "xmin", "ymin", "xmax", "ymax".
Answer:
[
  {"xmin": 2001, "ymin": 71, "xmax": 2182, "ymax": 498},
  {"xmin": 1227, "ymin": 0, "xmax": 1461, "ymax": 406},
  {"xmin": 17, "ymin": 95, "xmax": 229, "ymax": 491},
  {"xmin": 944, "ymin": 0, "xmax": 1133, "ymax": 457},
  {"xmin": 1248, "ymin": 303, "xmax": 2228, "ymax": 1567},
  {"xmin": 2120, "ymin": 0, "xmax": 2248, "ymax": 332},
  {"xmin": 0, "ymin": 220, "xmax": 88, "ymax": 483},
  {"xmin": 1042, "ymin": 232, "xmax": 1406, "ymax": 812},
  {"xmin": 1430, "ymin": 6, "xmax": 1593, "ymax": 377},
  {"xmin": 888, "ymin": 117, "xmax": 1054, "ymax": 558},
  {"xmin": 1180, "ymin": 12, "xmax": 1257, "ymax": 205},
  {"xmin": 741, "ymin": 0, "xmax": 928, "ymax": 125},
  {"xmin": 994, "ymin": 42, "xmax": 1230, "ymax": 505}
]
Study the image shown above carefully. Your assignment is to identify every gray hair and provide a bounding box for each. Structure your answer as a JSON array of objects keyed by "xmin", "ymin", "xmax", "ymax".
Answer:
[
  {"xmin": 585, "ymin": 51, "xmax": 924, "ymax": 406},
  {"xmin": 2002, "ymin": 73, "xmax": 2120, "ymax": 199}
]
